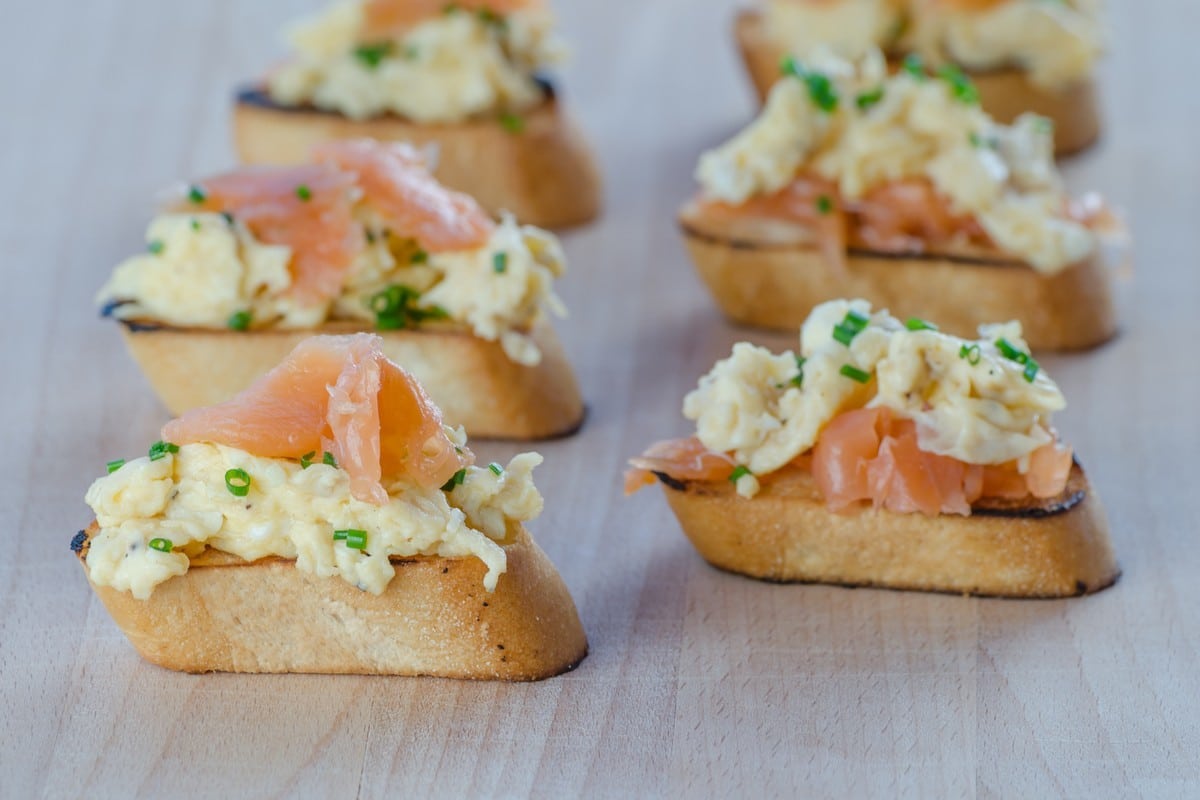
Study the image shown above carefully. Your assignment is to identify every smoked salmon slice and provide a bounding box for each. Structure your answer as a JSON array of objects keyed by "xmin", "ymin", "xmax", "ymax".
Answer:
[
  {"xmin": 162, "ymin": 334, "xmax": 470, "ymax": 504},
  {"xmin": 624, "ymin": 437, "xmax": 736, "ymax": 495},
  {"xmin": 314, "ymin": 139, "xmax": 495, "ymax": 253},
  {"xmin": 186, "ymin": 164, "xmax": 363, "ymax": 308},
  {"xmin": 362, "ymin": 0, "xmax": 543, "ymax": 37}
]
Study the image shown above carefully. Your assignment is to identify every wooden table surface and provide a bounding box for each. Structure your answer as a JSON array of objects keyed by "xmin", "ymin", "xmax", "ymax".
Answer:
[{"xmin": 3, "ymin": 1, "xmax": 1199, "ymax": 797}]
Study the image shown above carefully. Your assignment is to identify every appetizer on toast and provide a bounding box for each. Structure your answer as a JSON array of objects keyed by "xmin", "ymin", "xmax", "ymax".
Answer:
[
  {"xmin": 736, "ymin": 0, "xmax": 1104, "ymax": 155},
  {"xmin": 235, "ymin": 0, "xmax": 600, "ymax": 228},
  {"xmin": 97, "ymin": 139, "xmax": 584, "ymax": 440},
  {"xmin": 682, "ymin": 51, "xmax": 1121, "ymax": 351},
  {"xmin": 76, "ymin": 333, "xmax": 587, "ymax": 678},
  {"xmin": 627, "ymin": 299, "xmax": 1119, "ymax": 598}
]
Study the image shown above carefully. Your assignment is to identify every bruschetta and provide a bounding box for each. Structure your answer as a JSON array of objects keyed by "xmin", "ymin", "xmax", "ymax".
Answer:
[
  {"xmin": 735, "ymin": 0, "xmax": 1103, "ymax": 155},
  {"xmin": 235, "ymin": 0, "xmax": 601, "ymax": 228},
  {"xmin": 627, "ymin": 299, "xmax": 1119, "ymax": 598},
  {"xmin": 681, "ymin": 50, "xmax": 1122, "ymax": 351},
  {"xmin": 97, "ymin": 138, "xmax": 584, "ymax": 440},
  {"xmin": 75, "ymin": 333, "xmax": 588, "ymax": 678}
]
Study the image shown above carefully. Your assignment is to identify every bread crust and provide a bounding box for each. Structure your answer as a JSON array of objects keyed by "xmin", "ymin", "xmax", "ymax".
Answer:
[
  {"xmin": 734, "ymin": 8, "xmax": 1101, "ymax": 156},
  {"xmin": 655, "ymin": 463, "xmax": 1119, "ymax": 598},
  {"xmin": 116, "ymin": 319, "xmax": 585, "ymax": 440},
  {"xmin": 679, "ymin": 208, "xmax": 1117, "ymax": 351},
  {"xmin": 75, "ymin": 522, "xmax": 588, "ymax": 679},
  {"xmin": 233, "ymin": 87, "xmax": 602, "ymax": 229}
]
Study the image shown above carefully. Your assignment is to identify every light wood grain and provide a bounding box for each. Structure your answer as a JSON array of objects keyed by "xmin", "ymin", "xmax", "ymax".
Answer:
[{"xmin": 2, "ymin": 1, "xmax": 1199, "ymax": 797}]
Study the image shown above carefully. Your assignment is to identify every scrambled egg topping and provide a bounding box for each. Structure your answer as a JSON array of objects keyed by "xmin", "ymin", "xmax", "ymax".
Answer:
[
  {"xmin": 97, "ymin": 212, "xmax": 567, "ymax": 365},
  {"xmin": 696, "ymin": 50, "xmax": 1095, "ymax": 273},
  {"xmin": 85, "ymin": 441, "xmax": 544, "ymax": 599},
  {"xmin": 684, "ymin": 299, "xmax": 1065, "ymax": 496},
  {"xmin": 268, "ymin": 1, "xmax": 562, "ymax": 122},
  {"xmin": 764, "ymin": 0, "xmax": 1102, "ymax": 89}
]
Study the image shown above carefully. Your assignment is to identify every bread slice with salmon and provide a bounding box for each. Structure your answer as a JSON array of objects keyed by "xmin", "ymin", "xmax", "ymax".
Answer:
[
  {"xmin": 626, "ymin": 299, "xmax": 1119, "ymax": 598},
  {"xmin": 734, "ymin": 2, "xmax": 1103, "ymax": 156},
  {"xmin": 97, "ymin": 139, "xmax": 584, "ymax": 440},
  {"xmin": 235, "ymin": 0, "xmax": 600, "ymax": 229},
  {"xmin": 76, "ymin": 334, "xmax": 587, "ymax": 678},
  {"xmin": 683, "ymin": 49, "xmax": 1121, "ymax": 351}
]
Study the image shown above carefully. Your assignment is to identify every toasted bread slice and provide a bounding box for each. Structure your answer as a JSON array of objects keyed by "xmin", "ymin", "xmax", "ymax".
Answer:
[
  {"xmin": 233, "ymin": 86, "xmax": 602, "ymax": 229},
  {"xmin": 734, "ymin": 9, "xmax": 1100, "ymax": 157},
  {"xmin": 651, "ymin": 462, "xmax": 1118, "ymax": 598},
  {"xmin": 72, "ymin": 522, "xmax": 587, "ymax": 678},
  {"xmin": 679, "ymin": 205, "xmax": 1117, "ymax": 351},
  {"xmin": 116, "ymin": 319, "xmax": 585, "ymax": 440}
]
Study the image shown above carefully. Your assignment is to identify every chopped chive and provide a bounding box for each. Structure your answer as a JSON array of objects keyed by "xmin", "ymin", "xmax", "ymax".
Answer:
[
  {"xmin": 365, "ymin": 229, "xmax": 376, "ymax": 244},
  {"xmin": 780, "ymin": 57, "xmax": 839, "ymax": 112},
  {"xmin": 410, "ymin": 249, "xmax": 428, "ymax": 264},
  {"xmin": 334, "ymin": 529, "xmax": 368, "ymax": 550},
  {"xmin": 493, "ymin": 252, "xmax": 508, "ymax": 273},
  {"xmin": 832, "ymin": 309, "xmax": 870, "ymax": 346},
  {"xmin": 323, "ymin": 451, "xmax": 338, "ymax": 468},
  {"xmin": 959, "ymin": 343, "xmax": 982, "ymax": 365},
  {"xmin": 353, "ymin": 42, "xmax": 392, "ymax": 69},
  {"xmin": 499, "ymin": 113, "xmax": 525, "ymax": 134},
  {"xmin": 333, "ymin": 530, "xmax": 349, "ymax": 541},
  {"xmin": 441, "ymin": 468, "xmax": 467, "ymax": 491},
  {"xmin": 224, "ymin": 468, "xmax": 251, "ymax": 497},
  {"xmin": 148, "ymin": 440, "xmax": 179, "ymax": 461},
  {"xmin": 187, "ymin": 185, "xmax": 208, "ymax": 204},
  {"xmin": 937, "ymin": 64, "xmax": 979, "ymax": 105},
  {"xmin": 855, "ymin": 86, "xmax": 885, "ymax": 110},
  {"xmin": 840, "ymin": 364, "xmax": 871, "ymax": 384},
  {"xmin": 1023, "ymin": 359, "xmax": 1041, "ymax": 383},
  {"xmin": 995, "ymin": 337, "xmax": 1028, "ymax": 363},
  {"xmin": 106, "ymin": 459, "xmax": 125, "ymax": 474},
  {"xmin": 300, "ymin": 451, "xmax": 316, "ymax": 469},
  {"xmin": 147, "ymin": 239, "xmax": 165, "ymax": 255},
  {"xmin": 148, "ymin": 537, "xmax": 173, "ymax": 553},
  {"xmin": 904, "ymin": 317, "xmax": 937, "ymax": 331},
  {"xmin": 227, "ymin": 310, "xmax": 252, "ymax": 331},
  {"xmin": 789, "ymin": 355, "xmax": 807, "ymax": 388},
  {"xmin": 729, "ymin": 465, "xmax": 752, "ymax": 484},
  {"xmin": 902, "ymin": 53, "xmax": 926, "ymax": 78},
  {"xmin": 816, "ymin": 194, "xmax": 834, "ymax": 215},
  {"xmin": 190, "ymin": 218, "xmax": 202, "ymax": 232},
  {"xmin": 477, "ymin": 7, "xmax": 507, "ymax": 28},
  {"xmin": 488, "ymin": 462, "xmax": 503, "ymax": 476},
  {"xmin": 295, "ymin": 184, "xmax": 312, "ymax": 202}
]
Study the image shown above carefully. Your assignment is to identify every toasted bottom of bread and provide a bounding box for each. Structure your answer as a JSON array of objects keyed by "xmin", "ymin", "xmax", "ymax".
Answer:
[
  {"xmin": 654, "ymin": 462, "xmax": 1118, "ymax": 598},
  {"xmin": 233, "ymin": 87, "xmax": 602, "ymax": 229},
  {"xmin": 116, "ymin": 319, "xmax": 585, "ymax": 440},
  {"xmin": 679, "ymin": 210, "xmax": 1117, "ymax": 351},
  {"xmin": 734, "ymin": 9, "xmax": 1100, "ymax": 157},
  {"xmin": 74, "ymin": 522, "xmax": 588, "ymax": 678}
]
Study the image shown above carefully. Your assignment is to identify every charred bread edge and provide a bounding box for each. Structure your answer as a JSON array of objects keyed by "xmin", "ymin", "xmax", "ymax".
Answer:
[
  {"xmin": 232, "ymin": 80, "xmax": 602, "ymax": 229},
  {"xmin": 652, "ymin": 462, "xmax": 1120, "ymax": 598},
  {"xmin": 110, "ymin": 317, "xmax": 586, "ymax": 440},
  {"xmin": 73, "ymin": 522, "xmax": 589, "ymax": 679},
  {"xmin": 733, "ymin": 7, "xmax": 1101, "ymax": 157}
]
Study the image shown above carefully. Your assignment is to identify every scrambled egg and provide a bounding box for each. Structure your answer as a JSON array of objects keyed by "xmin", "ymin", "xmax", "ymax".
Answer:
[
  {"xmin": 268, "ymin": 1, "xmax": 562, "ymax": 122},
  {"xmin": 97, "ymin": 212, "xmax": 567, "ymax": 365},
  {"xmin": 695, "ymin": 50, "xmax": 1096, "ymax": 273},
  {"xmin": 84, "ymin": 442, "xmax": 545, "ymax": 600},
  {"xmin": 683, "ymin": 299, "xmax": 1066, "ymax": 495},
  {"xmin": 764, "ymin": 0, "xmax": 1102, "ymax": 89}
]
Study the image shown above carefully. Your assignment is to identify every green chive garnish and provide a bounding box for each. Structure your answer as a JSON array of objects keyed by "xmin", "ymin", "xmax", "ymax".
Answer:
[
  {"xmin": 300, "ymin": 451, "xmax": 316, "ymax": 469},
  {"xmin": 295, "ymin": 184, "xmax": 312, "ymax": 202},
  {"xmin": 477, "ymin": 7, "xmax": 507, "ymax": 28},
  {"xmin": 832, "ymin": 310, "xmax": 870, "ymax": 346},
  {"xmin": 410, "ymin": 249, "xmax": 428, "ymax": 264},
  {"xmin": 904, "ymin": 317, "xmax": 937, "ymax": 331},
  {"xmin": 187, "ymin": 185, "xmax": 207, "ymax": 204},
  {"xmin": 148, "ymin": 441, "xmax": 179, "ymax": 461},
  {"xmin": 441, "ymin": 468, "xmax": 467, "ymax": 491},
  {"xmin": 499, "ymin": 113, "xmax": 525, "ymax": 134},
  {"xmin": 323, "ymin": 451, "xmax": 338, "ymax": 468},
  {"xmin": 147, "ymin": 239, "xmax": 164, "ymax": 255},
  {"xmin": 902, "ymin": 54, "xmax": 926, "ymax": 78},
  {"xmin": 937, "ymin": 64, "xmax": 979, "ymax": 105},
  {"xmin": 789, "ymin": 355, "xmax": 807, "ymax": 388},
  {"xmin": 816, "ymin": 195, "xmax": 834, "ymax": 215},
  {"xmin": 855, "ymin": 87, "xmax": 885, "ymax": 110},
  {"xmin": 227, "ymin": 310, "xmax": 252, "ymax": 331},
  {"xmin": 995, "ymin": 337, "xmax": 1026, "ymax": 362},
  {"xmin": 190, "ymin": 218, "xmax": 201, "ymax": 232},
  {"xmin": 334, "ymin": 529, "xmax": 368, "ymax": 550},
  {"xmin": 840, "ymin": 364, "xmax": 871, "ymax": 384},
  {"xmin": 106, "ymin": 459, "xmax": 125, "ymax": 474},
  {"xmin": 488, "ymin": 462, "xmax": 503, "ymax": 476},
  {"xmin": 729, "ymin": 465, "xmax": 752, "ymax": 484},
  {"xmin": 224, "ymin": 468, "xmax": 251, "ymax": 497},
  {"xmin": 353, "ymin": 42, "xmax": 392, "ymax": 69},
  {"xmin": 1023, "ymin": 359, "xmax": 1041, "ymax": 383},
  {"xmin": 780, "ymin": 57, "xmax": 839, "ymax": 112},
  {"xmin": 369, "ymin": 284, "xmax": 444, "ymax": 330},
  {"xmin": 959, "ymin": 343, "xmax": 982, "ymax": 365},
  {"xmin": 493, "ymin": 252, "xmax": 508, "ymax": 273},
  {"xmin": 148, "ymin": 538, "xmax": 173, "ymax": 553}
]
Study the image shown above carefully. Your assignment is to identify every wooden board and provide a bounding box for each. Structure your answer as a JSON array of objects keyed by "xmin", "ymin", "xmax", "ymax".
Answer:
[{"xmin": 2, "ymin": 0, "xmax": 1199, "ymax": 796}]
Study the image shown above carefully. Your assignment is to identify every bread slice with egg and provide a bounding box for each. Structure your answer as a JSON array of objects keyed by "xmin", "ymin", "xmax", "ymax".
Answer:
[
  {"xmin": 734, "ymin": 9, "xmax": 1100, "ymax": 157},
  {"xmin": 73, "ymin": 521, "xmax": 587, "ymax": 678},
  {"xmin": 117, "ymin": 319, "xmax": 585, "ymax": 440},
  {"xmin": 233, "ymin": 87, "xmax": 602, "ymax": 230},
  {"xmin": 678, "ymin": 202, "xmax": 1117, "ymax": 351},
  {"xmin": 650, "ymin": 461, "xmax": 1118, "ymax": 598}
]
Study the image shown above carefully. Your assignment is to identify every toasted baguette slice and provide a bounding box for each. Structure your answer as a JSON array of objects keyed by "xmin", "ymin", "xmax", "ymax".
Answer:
[
  {"xmin": 679, "ymin": 205, "xmax": 1117, "ymax": 351},
  {"xmin": 73, "ymin": 522, "xmax": 587, "ymax": 678},
  {"xmin": 116, "ymin": 319, "xmax": 585, "ymax": 440},
  {"xmin": 652, "ymin": 462, "xmax": 1118, "ymax": 598},
  {"xmin": 734, "ymin": 9, "xmax": 1100, "ymax": 156},
  {"xmin": 233, "ymin": 87, "xmax": 602, "ymax": 229}
]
